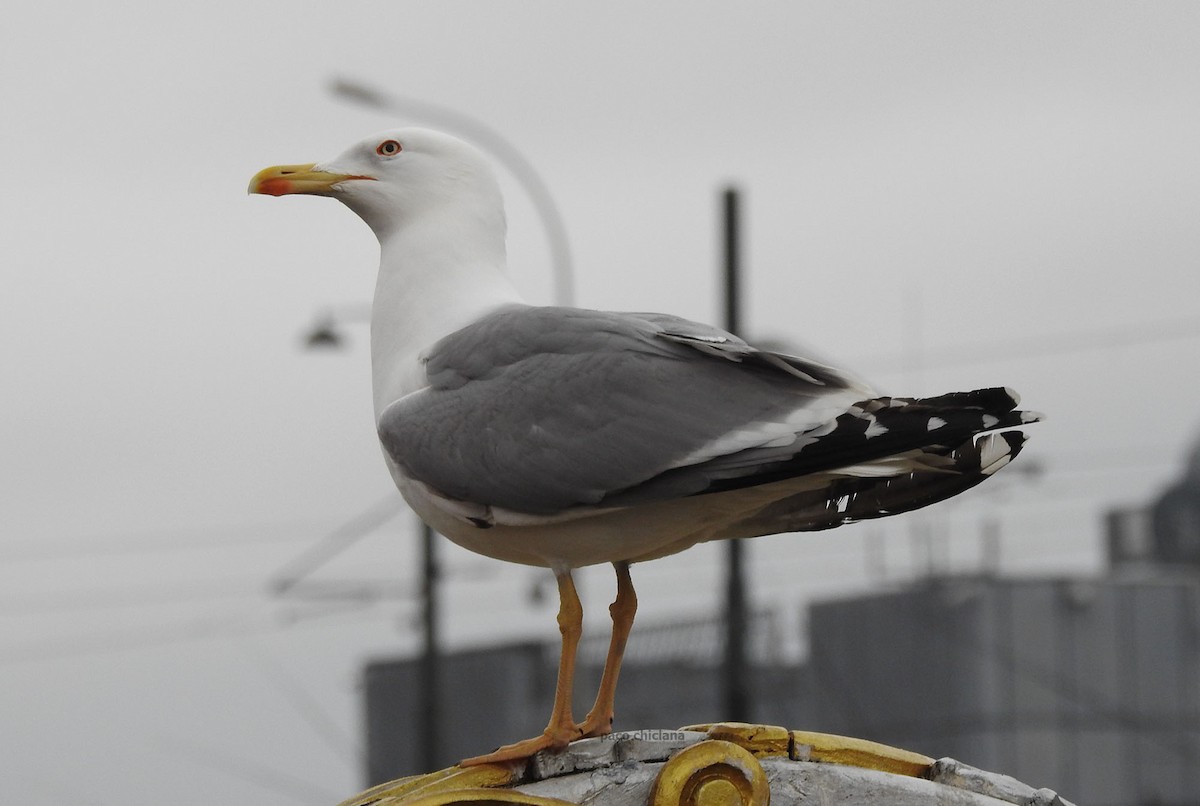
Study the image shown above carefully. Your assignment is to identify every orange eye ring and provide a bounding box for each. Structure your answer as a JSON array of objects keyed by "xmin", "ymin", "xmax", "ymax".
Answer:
[{"xmin": 376, "ymin": 139, "xmax": 402, "ymax": 156}]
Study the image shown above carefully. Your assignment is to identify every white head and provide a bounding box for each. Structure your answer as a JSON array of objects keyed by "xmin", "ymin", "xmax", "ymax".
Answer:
[
  {"xmin": 251, "ymin": 128, "xmax": 521, "ymax": 410},
  {"xmin": 249, "ymin": 128, "xmax": 506, "ymax": 244}
]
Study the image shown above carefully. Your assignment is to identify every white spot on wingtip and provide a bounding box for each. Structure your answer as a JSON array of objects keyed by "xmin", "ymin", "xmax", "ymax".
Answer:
[
  {"xmin": 982, "ymin": 414, "xmax": 999, "ymax": 429},
  {"xmin": 927, "ymin": 416, "xmax": 947, "ymax": 431},
  {"xmin": 977, "ymin": 432, "xmax": 1019, "ymax": 475},
  {"xmin": 982, "ymin": 454, "xmax": 1013, "ymax": 475}
]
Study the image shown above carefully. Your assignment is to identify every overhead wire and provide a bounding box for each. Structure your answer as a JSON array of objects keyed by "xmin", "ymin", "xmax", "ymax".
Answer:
[
  {"xmin": 153, "ymin": 732, "xmax": 341, "ymax": 805},
  {"xmin": 0, "ymin": 579, "xmax": 267, "ymax": 617},
  {"xmin": 0, "ymin": 520, "xmax": 323, "ymax": 563},
  {"xmin": 849, "ymin": 311, "xmax": 1200, "ymax": 372},
  {"xmin": 270, "ymin": 495, "xmax": 404, "ymax": 596},
  {"xmin": 235, "ymin": 638, "xmax": 366, "ymax": 771},
  {"xmin": 0, "ymin": 601, "xmax": 403, "ymax": 667}
]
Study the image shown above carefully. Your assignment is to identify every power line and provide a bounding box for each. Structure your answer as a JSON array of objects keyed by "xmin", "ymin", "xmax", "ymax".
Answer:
[
  {"xmin": 235, "ymin": 639, "xmax": 365, "ymax": 771},
  {"xmin": 0, "ymin": 578, "xmax": 428, "ymax": 618},
  {"xmin": 0, "ymin": 611, "xmax": 271, "ymax": 665},
  {"xmin": 270, "ymin": 496, "xmax": 404, "ymax": 597},
  {"xmin": 0, "ymin": 521, "xmax": 323, "ymax": 563},
  {"xmin": 0, "ymin": 579, "xmax": 266, "ymax": 616},
  {"xmin": 0, "ymin": 604, "xmax": 401, "ymax": 666},
  {"xmin": 852, "ymin": 311, "xmax": 1200, "ymax": 372},
  {"xmin": 154, "ymin": 733, "xmax": 340, "ymax": 805}
]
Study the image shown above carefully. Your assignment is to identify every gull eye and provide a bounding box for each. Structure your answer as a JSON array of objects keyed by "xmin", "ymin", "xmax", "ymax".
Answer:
[{"xmin": 376, "ymin": 139, "xmax": 402, "ymax": 157}]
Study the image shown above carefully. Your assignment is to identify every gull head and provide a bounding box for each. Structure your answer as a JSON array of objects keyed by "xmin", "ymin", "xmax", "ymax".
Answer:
[{"xmin": 249, "ymin": 128, "xmax": 504, "ymax": 240}]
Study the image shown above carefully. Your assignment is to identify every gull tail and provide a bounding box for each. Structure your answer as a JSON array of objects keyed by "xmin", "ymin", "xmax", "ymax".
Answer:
[
  {"xmin": 739, "ymin": 429, "xmax": 1032, "ymax": 536},
  {"xmin": 706, "ymin": 387, "xmax": 1041, "ymax": 536}
]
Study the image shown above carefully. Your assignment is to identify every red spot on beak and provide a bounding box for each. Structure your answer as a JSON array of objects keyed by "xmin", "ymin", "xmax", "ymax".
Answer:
[{"xmin": 255, "ymin": 177, "xmax": 295, "ymax": 197}]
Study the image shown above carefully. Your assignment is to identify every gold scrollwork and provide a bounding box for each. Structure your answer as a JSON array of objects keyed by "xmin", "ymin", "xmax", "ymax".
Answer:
[
  {"xmin": 335, "ymin": 764, "xmax": 520, "ymax": 806},
  {"xmin": 789, "ymin": 730, "xmax": 933, "ymax": 777},
  {"xmin": 650, "ymin": 740, "xmax": 770, "ymax": 806},
  {"xmin": 679, "ymin": 723, "xmax": 790, "ymax": 757},
  {"xmin": 400, "ymin": 787, "xmax": 581, "ymax": 806}
]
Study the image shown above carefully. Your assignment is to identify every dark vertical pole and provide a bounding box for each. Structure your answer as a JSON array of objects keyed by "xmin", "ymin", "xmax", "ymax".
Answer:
[
  {"xmin": 723, "ymin": 188, "xmax": 742, "ymax": 337},
  {"xmin": 721, "ymin": 186, "xmax": 750, "ymax": 722},
  {"xmin": 418, "ymin": 520, "xmax": 440, "ymax": 770}
]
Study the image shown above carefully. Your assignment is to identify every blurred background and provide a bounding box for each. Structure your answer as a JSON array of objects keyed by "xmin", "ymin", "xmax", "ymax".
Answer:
[{"xmin": 3, "ymin": 2, "xmax": 1199, "ymax": 805}]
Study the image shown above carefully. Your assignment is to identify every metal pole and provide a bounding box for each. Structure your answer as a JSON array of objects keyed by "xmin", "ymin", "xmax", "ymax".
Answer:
[
  {"xmin": 723, "ymin": 188, "xmax": 742, "ymax": 338},
  {"xmin": 417, "ymin": 519, "xmax": 440, "ymax": 770},
  {"xmin": 720, "ymin": 186, "xmax": 750, "ymax": 722}
]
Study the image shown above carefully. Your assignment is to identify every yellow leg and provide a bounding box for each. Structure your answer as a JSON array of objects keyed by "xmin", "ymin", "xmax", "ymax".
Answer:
[
  {"xmin": 460, "ymin": 570, "xmax": 584, "ymax": 766},
  {"xmin": 577, "ymin": 561, "xmax": 637, "ymax": 738}
]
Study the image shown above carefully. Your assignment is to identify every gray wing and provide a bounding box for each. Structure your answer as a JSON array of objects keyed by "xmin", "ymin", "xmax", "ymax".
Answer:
[{"xmin": 377, "ymin": 304, "xmax": 871, "ymax": 516}]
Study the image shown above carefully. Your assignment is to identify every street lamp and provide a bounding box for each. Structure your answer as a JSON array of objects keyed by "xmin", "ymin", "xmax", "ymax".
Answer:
[{"xmin": 301, "ymin": 304, "xmax": 371, "ymax": 351}]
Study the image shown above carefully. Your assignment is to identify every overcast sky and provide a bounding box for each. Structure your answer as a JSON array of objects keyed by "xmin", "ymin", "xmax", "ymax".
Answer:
[{"xmin": 3, "ymin": 2, "xmax": 1200, "ymax": 804}]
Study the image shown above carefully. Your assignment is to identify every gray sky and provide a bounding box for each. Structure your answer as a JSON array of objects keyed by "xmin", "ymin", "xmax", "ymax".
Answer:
[{"xmin": 4, "ymin": 2, "xmax": 1200, "ymax": 804}]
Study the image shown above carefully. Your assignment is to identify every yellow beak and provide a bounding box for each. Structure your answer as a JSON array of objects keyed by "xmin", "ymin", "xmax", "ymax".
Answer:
[{"xmin": 248, "ymin": 163, "xmax": 372, "ymax": 196}]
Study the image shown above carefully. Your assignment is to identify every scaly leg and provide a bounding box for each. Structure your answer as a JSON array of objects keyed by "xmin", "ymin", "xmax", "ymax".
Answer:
[
  {"xmin": 460, "ymin": 570, "xmax": 584, "ymax": 766},
  {"xmin": 577, "ymin": 561, "xmax": 637, "ymax": 738}
]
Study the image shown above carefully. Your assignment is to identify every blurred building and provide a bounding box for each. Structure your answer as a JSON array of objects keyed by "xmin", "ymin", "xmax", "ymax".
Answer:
[
  {"xmin": 808, "ymin": 575, "xmax": 1199, "ymax": 806},
  {"xmin": 1109, "ymin": 434, "xmax": 1200, "ymax": 571}
]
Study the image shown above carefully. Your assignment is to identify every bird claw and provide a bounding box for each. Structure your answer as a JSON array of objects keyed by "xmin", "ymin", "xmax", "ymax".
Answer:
[
  {"xmin": 459, "ymin": 725, "xmax": 583, "ymax": 767},
  {"xmin": 574, "ymin": 712, "xmax": 614, "ymax": 739}
]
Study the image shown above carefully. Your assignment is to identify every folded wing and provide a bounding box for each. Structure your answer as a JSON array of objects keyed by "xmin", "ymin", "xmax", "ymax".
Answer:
[{"xmin": 378, "ymin": 305, "xmax": 873, "ymax": 516}]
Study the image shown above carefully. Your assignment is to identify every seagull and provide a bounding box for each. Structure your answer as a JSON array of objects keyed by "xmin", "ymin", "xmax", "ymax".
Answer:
[{"xmin": 250, "ymin": 128, "xmax": 1039, "ymax": 766}]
